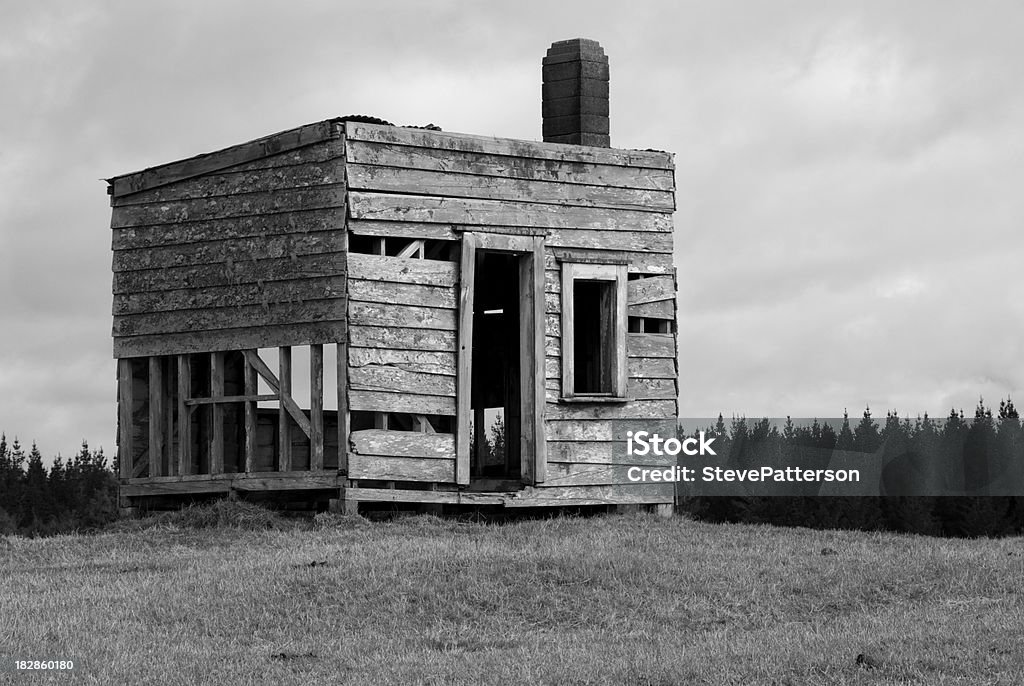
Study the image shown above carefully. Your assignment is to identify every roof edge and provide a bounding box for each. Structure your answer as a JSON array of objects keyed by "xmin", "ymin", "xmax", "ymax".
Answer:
[{"xmin": 107, "ymin": 118, "xmax": 342, "ymax": 199}]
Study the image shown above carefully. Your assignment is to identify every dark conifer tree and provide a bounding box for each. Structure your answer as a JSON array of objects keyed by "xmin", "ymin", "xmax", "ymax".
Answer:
[
  {"xmin": 836, "ymin": 411, "xmax": 855, "ymax": 451},
  {"xmin": 853, "ymin": 407, "xmax": 882, "ymax": 453}
]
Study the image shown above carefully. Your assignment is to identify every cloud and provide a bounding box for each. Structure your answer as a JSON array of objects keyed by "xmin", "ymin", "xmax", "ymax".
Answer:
[{"xmin": 1, "ymin": 1, "xmax": 1023, "ymax": 460}]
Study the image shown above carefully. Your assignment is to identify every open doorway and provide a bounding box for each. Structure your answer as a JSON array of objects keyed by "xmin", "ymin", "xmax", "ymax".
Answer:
[{"xmin": 470, "ymin": 250, "xmax": 522, "ymax": 484}]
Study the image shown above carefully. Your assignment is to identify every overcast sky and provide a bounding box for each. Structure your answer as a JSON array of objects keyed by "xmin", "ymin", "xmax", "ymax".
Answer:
[{"xmin": 1, "ymin": 1, "xmax": 1022, "ymax": 459}]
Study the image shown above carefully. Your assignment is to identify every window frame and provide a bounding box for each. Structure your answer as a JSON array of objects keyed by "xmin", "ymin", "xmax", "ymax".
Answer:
[{"xmin": 560, "ymin": 262, "xmax": 628, "ymax": 402}]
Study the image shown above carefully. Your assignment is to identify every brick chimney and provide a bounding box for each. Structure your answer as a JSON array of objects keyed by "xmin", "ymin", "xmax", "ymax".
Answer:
[{"xmin": 542, "ymin": 38, "xmax": 610, "ymax": 147}]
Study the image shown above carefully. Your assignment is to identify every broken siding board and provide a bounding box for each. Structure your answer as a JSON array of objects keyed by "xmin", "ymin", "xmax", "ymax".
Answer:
[
  {"xmin": 628, "ymin": 333, "xmax": 675, "ymax": 359},
  {"xmin": 114, "ymin": 299, "xmax": 341, "ymax": 337},
  {"xmin": 344, "ymin": 122, "xmax": 673, "ymax": 170},
  {"xmin": 544, "ymin": 250, "xmax": 673, "ymax": 274},
  {"xmin": 349, "ymin": 220, "xmax": 459, "ymax": 241},
  {"xmin": 627, "ymin": 378, "xmax": 677, "ymax": 399},
  {"xmin": 347, "ymin": 279, "xmax": 457, "ymax": 309},
  {"xmin": 113, "ymin": 321, "xmax": 346, "ymax": 358},
  {"xmin": 112, "ymin": 208, "xmax": 344, "ymax": 250},
  {"xmin": 546, "ymin": 229, "xmax": 673, "ymax": 253},
  {"xmin": 349, "ymin": 348, "xmax": 456, "ymax": 376},
  {"xmin": 547, "ymin": 441, "xmax": 673, "ymax": 466},
  {"xmin": 346, "ymin": 252, "xmax": 457, "ymax": 287},
  {"xmin": 113, "ymin": 230, "xmax": 346, "ymax": 272},
  {"xmin": 109, "ymin": 119, "xmax": 340, "ymax": 198},
  {"xmin": 348, "ymin": 192, "xmax": 673, "ymax": 233},
  {"xmin": 546, "ymin": 421, "xmax": 613, "ymax": 442},
  {"xmin": 114, "ymin": 277, "xmax": 346, "ymax": 316},
  {"xmin": 348, "ymin": 326, "xmax": 456, "ymax": 353},
  {"xmin": 348, "ymin": 302, "xmax": 456, "ymax": 331},
  {"xmin": 345, "ymin": 164, "xmax": 674, "ymax": 213},
  {"xmin": 347, "ymin": 454, "xmax": 455, "ymax": 482},
  {"xmin": 346, "ymin": 140, "xmax": 675, "ymax": 191},
  {"xmin": 110, "ymin": 185, "xmax": 346, "ymax": 229},
  {"xmin": 545, "ymin": 418, "xmax": 676, "ymax": 442},
  {"xmin": 544, "ymin": 400, "xmax": 677, "ymax": 421},
  {"xmin": 112, "ymin": 252, "xmax": 345, "ymax": 294},
  {"xmin": 349, "ymin": 365, "xmax": 456, "ymax": 397},
  {"xmin": 350, "ymin": 429, "xmax": 455, "ymax": 459},
  {"xmin": 113, "ymin": 161, "xmax": 343, "ymax": 206},
  {"xmin": 627, "ymin": 275, "xmax": 675, "ymax": 305},
  {"xmin": 349, "ymin": 389, "xmax": 457, "ymax": 416},
  {"xmin": 629, "ymin": 357, "xmax": 676, "ymax": 379},
  {"xmin": 629, "ymin": 300, "xmax": 674, "ymax": 319}
]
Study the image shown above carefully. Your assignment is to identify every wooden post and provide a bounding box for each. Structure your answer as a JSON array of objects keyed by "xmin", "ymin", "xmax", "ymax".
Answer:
[
  {"xmin": 117, "ymin": 359, "xmax": 134, "ymax": 480},
  {"xmin": 210, "ymin": 352, "xmax": 224, "ymax": 474},
  {"xmin": 472, "ymin": 407, "xmax": 485, "ymax": 478},
  {"xmin": 244, "ymin": 350, "xmax": 257, "ymax": 473},
  {"xmin": 532, "ymin": 238, "xmax": 547, "ymax": 483},
  {"xmin": 614, "ymin": 264, "xmax": 628, "ymax": 399},
  {"xmin": 177, "ymin": 355, "xmax": 191, "ymax": 476},
  {"xmin": 148, "ymin": 357, "xmax": 164, "ymax": 478},
  {"xmin": 337, "ymin": 342, "xmax": 348, "ymax": 473},
  {"xmin": 310, "ymin": 344, "xmax": 324, "ymax": 471},
  {"xmin": 278, "ymin": 346, "xmax": 292, "ymax": 472},
  {"xmin": 456, "ymin": 233, "xmax": 478, "ymax": 486},
  {"xmin": 165, "ymin": 358, "xmax": 175, "ymax": 476}
]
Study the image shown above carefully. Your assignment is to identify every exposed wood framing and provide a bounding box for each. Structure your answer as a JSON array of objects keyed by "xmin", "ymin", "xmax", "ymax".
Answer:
[
  {"xmin": 148, "ymin": 357, "xmax": 163, "ymax": 477},
  {"xmin": 117, "ymin": 359, "xmax": 133, "ymax": 479},
  {"xmin": 244, "ymin": 350, "xmax": 257, "ymax": 473},
  {"xmin": 455, "ymin": 233, "xmax": 478, "ymax": 485},
  {"xmin": 310, "ymin": 344, "xmax": 324, "ymax": 470},
  {"xmin": 278, "ymin": 347, "xmax": 291, "ymax": 473},
  {"xmin": 209, "ymin": 352, "xmax": 224, "ymax": 474},
  {"xmin": 177, "ymin": 355, "xmax": 191, "ymax": 475}
]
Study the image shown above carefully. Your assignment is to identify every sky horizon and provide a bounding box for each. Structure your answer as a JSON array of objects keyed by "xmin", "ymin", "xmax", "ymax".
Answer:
[{"xmin": 2, "ymin": 1, "xmax": 1022, "ymax": 460}]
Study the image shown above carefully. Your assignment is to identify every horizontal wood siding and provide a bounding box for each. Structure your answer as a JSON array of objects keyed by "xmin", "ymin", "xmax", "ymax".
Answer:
[
  {"xmin": 346, "ymin": 251, "xmax": 458, "ymax": 433},
  {"xmin": 111, "ymin": 137, "xmax": 347, "ymax": 358},
  {"xmin": 343, "ymin": 123, "xmax": 676, "ymax": 494}
]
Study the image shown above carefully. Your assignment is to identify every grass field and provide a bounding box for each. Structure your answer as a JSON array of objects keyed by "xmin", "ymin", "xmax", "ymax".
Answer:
[{"xmin": 2, "ymin": 504, "xmax": 1022, "ymax": 685}]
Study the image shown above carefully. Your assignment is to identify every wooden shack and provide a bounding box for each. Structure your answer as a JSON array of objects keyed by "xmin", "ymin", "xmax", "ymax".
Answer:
[{"xmin": 109, "ymin": 39, "xmax": 678, "ymax": 514}]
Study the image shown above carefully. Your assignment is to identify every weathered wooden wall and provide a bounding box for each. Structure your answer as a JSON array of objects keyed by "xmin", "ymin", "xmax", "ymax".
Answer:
[
  {"xmin": 109, "ymin": 120, "xmax": 348, "ymax": 358},
  {"xmin": 344, "ymin": 122, "xmax": 678, "ymax": 503},
  {"xmin": 345, "ymin": 251, "xmax": 458, "ymax": 483}
]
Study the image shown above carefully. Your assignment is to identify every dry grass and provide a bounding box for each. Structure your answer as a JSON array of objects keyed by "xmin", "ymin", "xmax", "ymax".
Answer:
[{"xmin": 1, "ymin": 503, "xmax": 1023, "ymax": 684}]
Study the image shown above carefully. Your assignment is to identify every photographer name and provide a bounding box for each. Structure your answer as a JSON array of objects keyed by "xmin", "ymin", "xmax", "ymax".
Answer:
[{"xmin": 626, "ymin": 465, "xmax": 861, "ymax": 483}]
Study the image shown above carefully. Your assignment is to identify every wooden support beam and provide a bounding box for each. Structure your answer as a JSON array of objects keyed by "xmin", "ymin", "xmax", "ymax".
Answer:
[
  {"xmin": 184, "ymin": 394, "xmax": 278, "ymax": 406},
  {"xmin": 456, "ymin": 233, "xmax": 478, "ymax": 485},
  {"xmin": 244, "ymin": 349, "xmax": 312, "ymax": 438},
  {"xmin": 278, "ymin": 347, "xmax": 292, "ymax": 472},
  {"xmin": 412, "ymin": 415, "xmax": 435, "ymax": 433},
  {"xmin": 177, "ymin": 355, "xmax": 191, "ymax": 476},
  {"xmin": 373, "ymin": 412, "xmax": 388, "ymax": 430},
  {"xmin": 148, "ymin": 357, "xmax": 164, "ymax": 478},
  {"xmin": 165, "ymin": 358, "xmax": 175, "ymax": 476},
  {"xmin": 244, "ymin": 350, "xmax": 257, "ymax": 473},
  {"xmin": 209, "ymin": 352, "xmax": 224, "ymax": 474},
  {"xmin": 117, "ymin": 359, "xmax": 134, "ymax": 480},
  {"xmin": 397, "ymin": 239, "xmax": 425, "ymax": 259},
  {"xmin": 337, "ymin": 342, "xmax": 349, "ymax": 473},
  {"xmin": 532, "ymin": 236, "xmax": 547, "ymax": 483},
  {"xmin": 310, "ymin": 344, "xmax": 324, "ymax": 471}
]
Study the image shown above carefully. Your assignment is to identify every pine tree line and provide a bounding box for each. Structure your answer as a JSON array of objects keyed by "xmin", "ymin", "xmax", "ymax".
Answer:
[
  {"xmin": 0, "ymin": 435, "xmax": 118, "ymax": 536},
  {"xmin": 678, "ymin": 398, "xmax": 1024, "ymax": 537}
]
